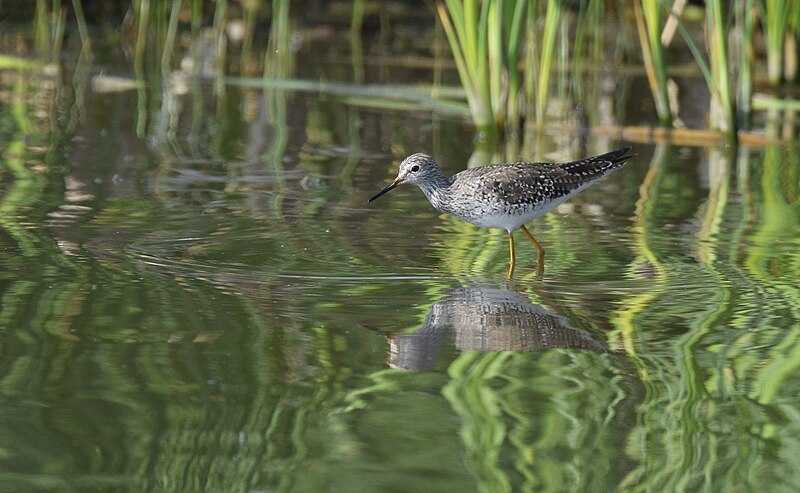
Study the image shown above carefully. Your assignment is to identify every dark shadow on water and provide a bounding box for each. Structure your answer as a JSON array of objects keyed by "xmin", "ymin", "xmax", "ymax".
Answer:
[{"xmin": 384, "ymin": 284, "xmax": 610, "ymax": 371}]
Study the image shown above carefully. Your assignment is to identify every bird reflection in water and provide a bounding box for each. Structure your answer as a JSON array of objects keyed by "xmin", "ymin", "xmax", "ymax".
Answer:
[{"xmin": 387, "ymin": 287, "xmax": 608, "ymax": 371}]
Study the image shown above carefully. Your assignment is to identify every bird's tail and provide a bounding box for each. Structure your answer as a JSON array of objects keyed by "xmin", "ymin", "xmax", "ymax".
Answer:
[{"xmin": 557, "ymin": 146, "xmax": 632, "ymax": 181}]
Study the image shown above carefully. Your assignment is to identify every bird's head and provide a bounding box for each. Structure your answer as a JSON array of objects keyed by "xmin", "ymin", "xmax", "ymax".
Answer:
[{"xmin": 368, "ymin": 153, "xmax": 440, "ymax": 202}]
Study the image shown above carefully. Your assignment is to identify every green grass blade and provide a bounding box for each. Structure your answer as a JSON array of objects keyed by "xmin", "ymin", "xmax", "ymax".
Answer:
[
  {"xmin": 634, "ymin": 1, "xmax": 671, "ymax": 125},
  {"xmin": 536, "ymin": 0, "xmax": 561, "ymax": 130},
  {"xmin": 707, "ymin": 0, "xmax": 736, "ymax": 134}
]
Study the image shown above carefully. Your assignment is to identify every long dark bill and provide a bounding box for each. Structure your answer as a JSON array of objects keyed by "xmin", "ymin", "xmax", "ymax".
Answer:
[{"xmin": 367, "ymin": 178, "xmax": 402, "ymax": 203}]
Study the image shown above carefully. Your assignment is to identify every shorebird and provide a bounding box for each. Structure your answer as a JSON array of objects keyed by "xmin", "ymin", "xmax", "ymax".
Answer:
[{"xmin": 368, "ymin": 147, "xmax": 632, "ymax": 277}]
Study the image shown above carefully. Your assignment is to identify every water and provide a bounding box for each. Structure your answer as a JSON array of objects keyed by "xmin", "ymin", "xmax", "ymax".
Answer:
[{"xmin": 2, "ymin": 14, "xmax": 800, "ymax": 493}]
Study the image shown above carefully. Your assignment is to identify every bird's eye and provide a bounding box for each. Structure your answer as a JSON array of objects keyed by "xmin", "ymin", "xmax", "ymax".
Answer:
[{"xmin": 411, "ymin": 165, "xmax": 420, "ymax": 172}]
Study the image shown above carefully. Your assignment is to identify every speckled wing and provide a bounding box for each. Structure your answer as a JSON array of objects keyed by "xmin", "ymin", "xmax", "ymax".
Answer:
[
  {"xmin": 452, "ymin": 147, "xmax": 631, "ymax": 212},
  {"xmin": 457, "ymin": 163, "xmax": 558, "ymax": 210}
]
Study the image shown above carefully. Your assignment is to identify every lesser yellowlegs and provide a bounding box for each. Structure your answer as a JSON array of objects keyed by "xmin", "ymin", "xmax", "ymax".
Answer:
[{"xmin": 368, "ymin": 147, "xmax": 632, "ymax": 277}]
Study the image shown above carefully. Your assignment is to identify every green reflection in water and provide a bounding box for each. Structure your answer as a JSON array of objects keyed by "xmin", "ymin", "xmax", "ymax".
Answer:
[{"xmin": 2, "ymin": 17, "xmax": 800, "ymax": 493}]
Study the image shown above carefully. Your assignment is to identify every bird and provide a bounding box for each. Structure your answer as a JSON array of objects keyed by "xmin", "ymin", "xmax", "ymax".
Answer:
[{"xmin": 368, "ymin": 147, "xmax": 632, "ymax": 278}]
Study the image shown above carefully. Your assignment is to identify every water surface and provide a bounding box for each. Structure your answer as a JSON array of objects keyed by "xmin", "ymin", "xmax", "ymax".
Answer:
[{"xmin": 1, "ymin": 13, "xmax": 800, "ymax": 493}]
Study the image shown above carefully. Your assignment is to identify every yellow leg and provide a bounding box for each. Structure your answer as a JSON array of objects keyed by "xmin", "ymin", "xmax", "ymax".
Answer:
[
  {"xmin": 507, "ymin": 232, "xmax": 516, "ymax": 279},
  {"xmin": 520, "ymin": 224, "xmax": 545, "ymax": 275}
]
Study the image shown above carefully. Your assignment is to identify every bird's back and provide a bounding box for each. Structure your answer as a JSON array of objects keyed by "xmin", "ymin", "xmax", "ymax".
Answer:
[{"xmin": 435, "ymin": 147, "xmax": 631, "ymax": 229}]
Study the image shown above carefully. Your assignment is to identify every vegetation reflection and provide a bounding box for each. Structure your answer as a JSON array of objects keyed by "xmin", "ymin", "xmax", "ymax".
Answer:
[{"xmin": 1, "ymin": 2, "xmax": 799, "ymax": 492}]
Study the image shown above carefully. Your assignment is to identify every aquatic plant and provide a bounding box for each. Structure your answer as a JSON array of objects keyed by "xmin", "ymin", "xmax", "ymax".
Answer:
[
  {"xmin": 761, "ymin": 0, "xmax": 799, "ymax": 84},
  {"xmin": 435, "ymin": 0, "xmax": 529, "ymax": 134},
  {"xmin": 19, "ymin": 0, "xmax": 800, "ymax": 145},
  {"xmin": 633, "ymin": 1, "xmax": 672, "ymax": 126}
]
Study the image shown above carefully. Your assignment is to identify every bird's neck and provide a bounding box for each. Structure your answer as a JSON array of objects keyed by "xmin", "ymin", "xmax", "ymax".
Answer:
[{"xmin": 417, "ymin": 172, "xmax": 453, "ymax": 211}]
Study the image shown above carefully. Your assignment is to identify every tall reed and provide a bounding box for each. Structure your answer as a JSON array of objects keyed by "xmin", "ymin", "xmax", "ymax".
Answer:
[
  {"xmin": 33, "ymin": 0, "xmax": 66, "ymax": 61},
  {"xmin": 534, "ymin": 0, "xmax": 563, "ymax": 131},
  {"xmin": 673, "ymin": 0, "xmax": 737, "ymax": 135},
  {"xmin": 34, "ymin": 0, "xmax": 50, "ymax": 54},
  {"xmin": 789, "ymin": 2, "xmax": 800, "ymax": 80},
  {"xmin": 706, "ymin": 0, "xmax": 736, "ymax": 134},
  {"xmin": 633, "ymin": 1, "xmax": 672, "ymax": 126},
  {"xmin": 734, "ymin": 0, "xmax": 756, "ymax": 129},
  {"xmin": 571, "ymin": 0, "xmax": 605, "ymax": 105},
  {"xmin": 439, "ymin": 0, "xmax": 800, "ymax": 141},
  {"xmin": 24, "ymin": 0, "xmax": 800, "ymax": 144},
  {"xmin": 161, "ymin": 0, "xmax": 182, "ymax": 74},
  {"xmin": 436, "ymin": 0, "xmax": 529, "ymax": 134},
  {"xmin": 761, "ymin": 0, "xmax": 794, "ymax": 84}
]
